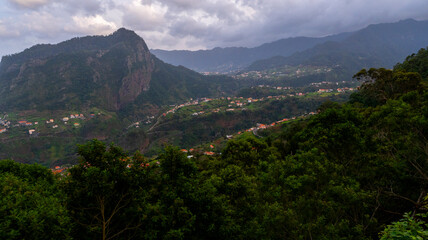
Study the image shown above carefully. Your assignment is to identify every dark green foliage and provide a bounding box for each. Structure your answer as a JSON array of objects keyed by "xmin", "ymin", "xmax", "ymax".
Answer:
[
  {"xmin": 63, "ymin": 140, "xmax": 147, "ymax": 240},
  {"xmin": 148, "ymin": 94, "xmax": 347, "ymax": 153},
  {"xmin": 395, "ymin": 47, "xmax": 428, "ymax": 79},
  {"xmin": 351, "ymin": 67, "xmax": 425, "ymax": 106},
  {"xmin": 380, "ymin": 213, "xmax": 428, "ymax": 239},
  {"xmin": 0, "ymin": 160, "xmax": 71, "ymax": 240}
]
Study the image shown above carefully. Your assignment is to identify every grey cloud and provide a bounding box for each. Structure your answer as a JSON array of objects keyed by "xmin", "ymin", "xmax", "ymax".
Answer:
[
  {"xmin": 7, "ymin": 0, "xmax": 51, "ymax": 9},
  {"xmin": 60, "ymin": 0, "xmax": 111, "ymax": 15},
  {"xmin": 2, "ymin": 0, "xmax": 428, "ymax": 58},
  {"xmin": 0, "ymin": 25, "xmax": 20, "ymax": 38},
  {"xmin": 121, "ymin": 2, "xmax": 166, "ymax": 31},
  {"xmin": 169, "ymin": 17, "xmax": 216, "ymax": 38},
  {"xmin": 130, "ymin": 0, "xmax": 428, "ymax": 51}
]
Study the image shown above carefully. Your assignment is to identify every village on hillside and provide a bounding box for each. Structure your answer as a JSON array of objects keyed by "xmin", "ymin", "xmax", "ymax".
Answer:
[
  {"xmin": 0, "ymin": 112, "xmax": 101, "ymax": 137},
  {"xmin": 155, "ymin": 84, "xmax": 355, "ymax": 120},
  {"xmin": 0, "ymin": 83, "xmax": 355, "ymax": 139}
]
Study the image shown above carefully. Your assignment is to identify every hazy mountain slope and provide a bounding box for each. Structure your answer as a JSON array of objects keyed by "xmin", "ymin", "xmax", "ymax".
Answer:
[
  {"xmin": 151, "ymin": 33, "xmax": 351, "ymax": 73},
  {"xmin": 247, "ymin": 19, "xmax": 428, "ymax": 77}
]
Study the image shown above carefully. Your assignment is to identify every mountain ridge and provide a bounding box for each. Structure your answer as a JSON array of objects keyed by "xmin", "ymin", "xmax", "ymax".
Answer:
[
  {"xmin": 152, "ymin": 19, "xmax": 428, "ymax": 76},
  {"xmin": 0, "ymin": 28, "xmax": 235, "ymax": 113},
  {"xmin": 245, "ymin": 19, "xmax": 428, "ymax": 80},
  {"xmin": 151, "ymin": 32, "xmax": 351, "ymax": 73}
]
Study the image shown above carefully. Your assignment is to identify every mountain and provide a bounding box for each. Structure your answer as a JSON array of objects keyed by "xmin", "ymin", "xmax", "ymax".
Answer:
[
  {"xmin": 247, "ymin": 19, "xmax": 428, "ymax": 78},
  {"xmin": 151, "ymin": 33, "xmax": 351, "ymax": 73},
  {"xmin": 0, "ymin": 28, "xmax": 235, "ymax": 113},
  {"xmin": 0, "ymin": 29, "xmax": 239, "ymax": 165}
]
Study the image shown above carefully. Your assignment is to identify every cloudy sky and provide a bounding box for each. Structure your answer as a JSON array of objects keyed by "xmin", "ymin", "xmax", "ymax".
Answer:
[{"xmin": 0, "ymin": 0, "xmax": 428, "ymax": 57}]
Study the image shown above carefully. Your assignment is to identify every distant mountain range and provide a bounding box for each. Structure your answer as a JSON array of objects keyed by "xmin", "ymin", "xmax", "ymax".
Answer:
[
  {"xmin": 152, "ymin": 19, "xmax": 428, "ymax": 77},
  {"xmin": 0, "ymin": 28, "xmax": 235, "ymax": 113},
  {"xmin": 151, "ymin": 32, "xmax": 351, "ymax": 73}
]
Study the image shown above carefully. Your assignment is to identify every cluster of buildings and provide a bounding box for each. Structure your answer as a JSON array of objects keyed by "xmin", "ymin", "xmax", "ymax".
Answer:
[
  {"xmin": 163, "ymin": 95, "xmax": 307, "ymax": 118},
  {"xmin": 249, "ymin": 85, "xmax": 293, "ymax": 90},
  {"xmin": 311, "ymin": 81, "xmax": 336, "ymax": 86},
  {"xmin": 62, "ymin": 113, "xmax": 85, "ymax": 122},
  {"xmin": 318, "ymin": 88, "xmax": 334, "ymax": 93},
  {"xmin": 337, "ymin": 87, "xmax": 355, "ymax": 92},
  {"xmin": 0, "ymin": 117, "xmax": 11, "ymax": 133},
  {"xmin": 0, "ymin": 112, "xmax": 94, "ymax": 136},
  {"xmin": 180, "ymin": 147, "xmax": 215, "ymax": 157},
  {"xmin": 164, "ymin": 98, "xmax": 212, "ymax": 115},
  {"xmin": 235, "ymin": 71, "xmax": 263, "ymax": 78},
  {"xmin": 318, "ymin": 87, "xmax": 355, "ymax": 93},
  {"xmin": 18, "ymin": 120, "xmax": 37, "ymax": 126}
]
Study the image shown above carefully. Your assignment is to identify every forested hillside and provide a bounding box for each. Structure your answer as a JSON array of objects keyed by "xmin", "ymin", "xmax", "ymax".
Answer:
[{"xmin": 1, "ymin": 48, "xmax": 427, "ymax": 239}]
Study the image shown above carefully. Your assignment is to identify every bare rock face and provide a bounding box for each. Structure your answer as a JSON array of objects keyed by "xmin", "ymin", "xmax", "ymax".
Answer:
[
  {"xmin": 10, "ymin": 59, "xmax": 47, "ymax": 90},
  {"xmin": 119, "ymin": 42, "xmax": 154, "ymax": 107}
]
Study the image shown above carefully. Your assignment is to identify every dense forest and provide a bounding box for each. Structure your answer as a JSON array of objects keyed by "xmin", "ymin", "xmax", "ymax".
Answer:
[{"xmin": 1, "ymin": 48, "xmax": 428, "ymax": 239}]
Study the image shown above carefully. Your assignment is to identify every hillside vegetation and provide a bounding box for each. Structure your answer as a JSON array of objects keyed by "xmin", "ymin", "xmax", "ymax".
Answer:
[{"xmin": 1, "ymin": 47, "xmax": 427, "ymax": 239}]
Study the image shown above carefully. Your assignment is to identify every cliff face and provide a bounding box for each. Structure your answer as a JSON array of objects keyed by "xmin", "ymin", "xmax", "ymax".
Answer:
[
  {"xmin": 0, "ymin": 28, "xmax": 155, "ymax": 111},
  {"xmin": 118, "ymin": 41, "xmax": 154, "ymax": 107}
]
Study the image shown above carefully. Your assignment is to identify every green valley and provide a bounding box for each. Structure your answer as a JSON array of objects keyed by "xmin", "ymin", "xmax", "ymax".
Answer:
[{"xmin": 1, "ymin": 46, "xmax": 427, "ymax": 239}]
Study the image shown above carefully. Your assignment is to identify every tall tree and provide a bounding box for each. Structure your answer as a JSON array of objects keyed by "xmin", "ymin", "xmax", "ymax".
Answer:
[{"xmin": 63, "ymin": 140, "xmax": 148, "ymax": 240}]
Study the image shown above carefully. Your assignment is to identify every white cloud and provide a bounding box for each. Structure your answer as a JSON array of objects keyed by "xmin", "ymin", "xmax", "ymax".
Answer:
[
  {"xmin": 67, "ymin": 15, "xmax": 117, "ymax": 35},
  {"xmin": 121, "ymin": 0, "xmax": 167, "ymax": 31},
  {"xmin": 0, "ymin": 20, "xmax": 20, "ymax": 38}
]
